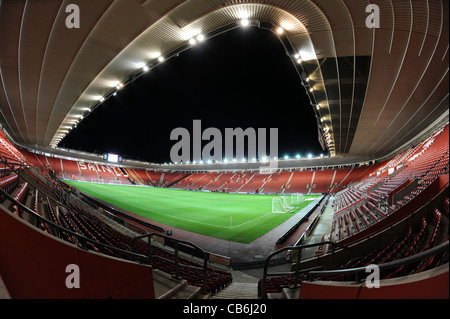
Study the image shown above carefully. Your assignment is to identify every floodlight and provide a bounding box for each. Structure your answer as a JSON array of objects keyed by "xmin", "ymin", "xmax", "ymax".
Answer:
[{"xmin": 241, "ymin": 19, "xmax": 249, "ymax": 27}]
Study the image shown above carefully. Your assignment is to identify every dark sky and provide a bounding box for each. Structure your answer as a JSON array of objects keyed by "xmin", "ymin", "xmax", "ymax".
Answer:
[{"xmin": 60, "ymin": 26, "xmax": 324, "ymax": 163}]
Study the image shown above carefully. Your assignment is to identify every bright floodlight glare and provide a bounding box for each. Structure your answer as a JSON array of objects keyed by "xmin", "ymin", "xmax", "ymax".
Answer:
[
  {"xmin": 284, "ymin": 155, "xmax": 289, "ymax": 160},
  {"xmin": 143, "ymin": 65, "xmax": 149, "ymax": 72},
  {"xmin": 308, "ymin": 153, "xmax": 313, "ymax": 158},
  {"xmin": 223, "ymin": 159, "xmax": 228, "ymax": 163},
  {"xmin": 296, "ymin": 154, "xmax": 300, "ymax": 159},
  {"xmin": 241, "ymin": 19, "xmax": 249, "ymax": 27},
  {"xmin": 276, "ymin": 27, "xmax": 284, "ymax": 34},
  {"xmin": 197, "ymin": 34, "xmax": 205, "ymax": 41},
  {"xmin": 158, "ymin": 56, "xmax": 164, "ymax": 62},
  {"xmin": 189, "ymin": 38, "xmax": 196, "ymax": 45}
]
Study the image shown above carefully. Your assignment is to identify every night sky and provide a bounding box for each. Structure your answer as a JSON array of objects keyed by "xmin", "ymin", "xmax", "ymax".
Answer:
[{"xmin": 60, "ymin": 26, "xmax": 324, "ymax": 163}]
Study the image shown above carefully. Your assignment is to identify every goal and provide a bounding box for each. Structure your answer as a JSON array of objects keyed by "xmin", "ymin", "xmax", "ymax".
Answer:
[{"xmin": 272, "ymin": 194, "xmax": 305, "ymax": 213}]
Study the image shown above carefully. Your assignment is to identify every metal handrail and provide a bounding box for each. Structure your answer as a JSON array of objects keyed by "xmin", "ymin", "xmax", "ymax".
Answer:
[
  {"xmin": 260, "ymin": 240, "xmax": 449, "ymax": 298},
  {"xmin": 2, "ymin": 159, "xmax": 212, "ymax": 294},
  {"xmin": 307, "ymin": 241, "xmax": 449, "ymax": 279},
  {"xmin": 0, "ymin": 154, "xmax": 71, "ymax": 211},
  {"xmin": 132, "ymin": 232, "xmax": 209, "ymax": 294},
  {"xmin": 261, "ymin": 241, "xmax": 354, "ymax": 298},
  {"xmin": 0, "ymin": 186, "xmax": 149, "ymax": 264}
]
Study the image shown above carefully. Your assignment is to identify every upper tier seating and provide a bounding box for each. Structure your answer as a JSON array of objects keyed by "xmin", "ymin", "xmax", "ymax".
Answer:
[{"xmin": 329, "ymin": 124, "xmax": 449, "ymax": 242}]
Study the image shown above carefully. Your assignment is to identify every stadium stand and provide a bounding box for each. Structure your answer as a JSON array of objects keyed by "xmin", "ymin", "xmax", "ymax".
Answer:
[
  {"xmin": 0, "ymin": 0, "xmax": 448, "ymax": 302},
  {"xmin": 0, "ymin": 121, "xmax": 448, "ymax": 299}
]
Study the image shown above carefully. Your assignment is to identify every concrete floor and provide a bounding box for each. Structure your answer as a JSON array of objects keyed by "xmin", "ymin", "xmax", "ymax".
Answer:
[{"xmin": 301, "ymin": 195, "xmax": 335, "ymax": 260}]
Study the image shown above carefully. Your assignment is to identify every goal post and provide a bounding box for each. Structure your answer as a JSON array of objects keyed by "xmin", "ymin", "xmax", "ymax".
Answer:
[
  {"xmin": 291, "ymin": 193, "xmax": 305, "ymax": 206},
  {"xmin": 272, "ymin": 194, "xmax": 306, "ymax": 213},
  {"xmin": 272, "ymin": 196, "xmax": 294, "ymax": 213}
]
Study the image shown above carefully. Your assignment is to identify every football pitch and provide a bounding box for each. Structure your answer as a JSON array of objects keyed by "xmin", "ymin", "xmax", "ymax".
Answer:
[{"xmin": 65, "ymin": 180, "xmax": 320, "ymax": 243}]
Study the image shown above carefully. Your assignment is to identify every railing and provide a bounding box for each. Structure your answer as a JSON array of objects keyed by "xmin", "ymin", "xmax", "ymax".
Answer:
[
  {"xmin": 260, "ymin": 239, "xmax": 449, "ymax": 298},
  {"xmin": 0, "ymin": 186, "xmax": 149, "ymax": 265},
  {"xmin": 132, "ymin": 232, "xmax": 209, "ymax": 294},
  {"xmin": 0, "ymin": 153, "xmax": 72, "ymax": 208},
  {"xmin": 260, "ymin": 241, "xmax": 354, "ymax": 298},
  {"xmin": 1, "ymin": 156, "xmax": 212, "ymax": 294},
  {"xmin": 306, "ymin": 241, "xmax": 448, "ymax": 281}
]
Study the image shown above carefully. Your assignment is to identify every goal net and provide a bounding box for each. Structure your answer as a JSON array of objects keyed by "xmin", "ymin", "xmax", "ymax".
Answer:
[{"xmin": 272, "ymin": 194, "xmax": 305, "ymax": 213}]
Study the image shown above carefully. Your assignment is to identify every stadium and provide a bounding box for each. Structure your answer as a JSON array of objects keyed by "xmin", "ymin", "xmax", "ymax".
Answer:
[{"xmin": 0, "ymin": 0, "xmax": 448, "ymax": 306}]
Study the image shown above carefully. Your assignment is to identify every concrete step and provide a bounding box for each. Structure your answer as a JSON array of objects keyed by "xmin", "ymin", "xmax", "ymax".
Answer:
[
  {"xmin": 266, "ymin": 287, "xmax": 301, "ymax": 299},
  {"xmin": 153, "ymin": 269, "xmax": 203, "ymax": 299},
  {"xmin": 211, "ymin": 282, "xmax": 258, "ymax": 299}
]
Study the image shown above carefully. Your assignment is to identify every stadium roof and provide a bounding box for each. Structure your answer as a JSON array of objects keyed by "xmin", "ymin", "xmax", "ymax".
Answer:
[{"xmin": 0, "ymin": 0, "xmax": 448, "ymax": 161}]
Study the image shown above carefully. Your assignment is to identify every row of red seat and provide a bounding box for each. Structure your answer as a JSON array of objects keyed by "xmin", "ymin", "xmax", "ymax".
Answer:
[
  {"xmin": 260, "ymin": 203, "xmax": 448, "ymax": 295},
  {"xmin": 330, "ymin": 123, "xmax": 449, "ymax": 242}
]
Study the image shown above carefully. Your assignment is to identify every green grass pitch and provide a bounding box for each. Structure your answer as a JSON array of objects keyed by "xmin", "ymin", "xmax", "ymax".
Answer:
[{"xmin": 65, "ymin": 180, "xmax": 320, "ymax": 243}]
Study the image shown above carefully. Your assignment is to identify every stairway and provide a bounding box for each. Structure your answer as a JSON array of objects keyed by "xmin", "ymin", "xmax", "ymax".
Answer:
[
  {"xmin": 210, "ymin": 282, "xmax": 259, "ymax": 299},
  {"xmin": 125, "ymin": 168, "xmax": 144, "ymax": 185},
  {"xmin": 153, "ymin": 269, "xmax": 206, "ymax": 299},
  {"xmin": 210, "ymin": 270, "xmax": 259, "ymax": 299},
  {"xmin": 166, "ymin": 173, "xmax": 191, "ymax": 188}
]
